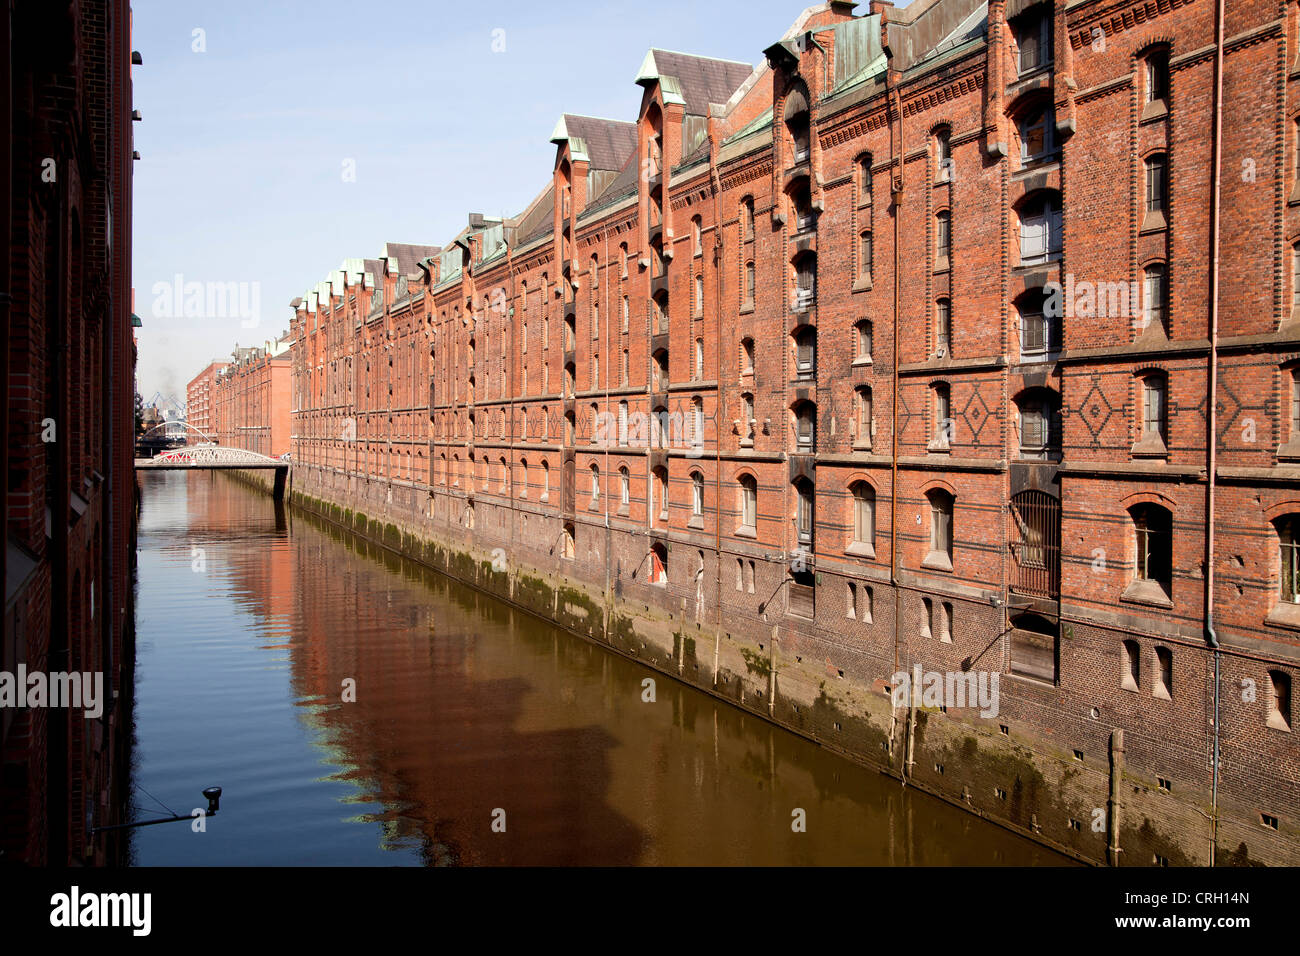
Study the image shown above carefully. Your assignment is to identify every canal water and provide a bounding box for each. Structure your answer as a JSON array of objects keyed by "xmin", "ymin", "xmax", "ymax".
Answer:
[{"xmin": 130, "ymin": 471, "xmax": 1069, "ymax": 865}]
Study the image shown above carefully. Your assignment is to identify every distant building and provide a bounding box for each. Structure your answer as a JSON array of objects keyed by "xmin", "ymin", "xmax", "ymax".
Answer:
[
  {"xmin": 210, "ymin": 332, "xmax": 293, "ymax": 457},
  {"xmin": 186, "ymin": 360, "xmax": 227, "ymax": 442}
]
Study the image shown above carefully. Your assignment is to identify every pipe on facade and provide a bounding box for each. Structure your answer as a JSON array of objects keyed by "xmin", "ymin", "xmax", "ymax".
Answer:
[{"xmin": 1203, "ymin": 0, "xmax": 1226, "ymax": 867}]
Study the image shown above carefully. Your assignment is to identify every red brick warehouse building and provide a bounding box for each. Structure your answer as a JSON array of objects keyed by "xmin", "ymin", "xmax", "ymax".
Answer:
[
  {"xmin": 2, "ymin": 0, "xmax": 139, "ymax": 864},
  {"xmin": 185, "ymin": 359, "xmax": 226, "ymax": 443},
  {"xmin": 284, "ymin": 0, "xmax": 1298, "ymax": 865},
  {"xmin": 212, "ymin": 333, "xmax": 292, "ymax": 458}
]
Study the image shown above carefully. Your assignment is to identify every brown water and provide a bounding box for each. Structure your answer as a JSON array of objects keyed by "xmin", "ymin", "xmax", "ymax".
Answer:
[{"xmin": 130, "ymin": 470, "xmax": 1070, "ymax": 865}]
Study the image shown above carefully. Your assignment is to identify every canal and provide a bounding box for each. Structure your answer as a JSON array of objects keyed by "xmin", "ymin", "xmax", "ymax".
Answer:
[{"xmin": 130, "ymin": 471, "xmax": 1070, "ymax": 865}]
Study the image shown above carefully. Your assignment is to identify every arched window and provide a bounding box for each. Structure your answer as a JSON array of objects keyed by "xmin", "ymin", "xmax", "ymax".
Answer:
[
  {"xmin": 518, "ymin": 457, "xmax": 529, "ymax": 497},
  {"xmin": 619, "ymin": 465, "xmax": 630, "ymax": 505},
  {"xmin": 935, "ymin": 298, "xmax": 952, "ymax": 356},
  {"xmin": 794, "ymin": 477, "xmax": 815, "ymax": 548},
  {"xmin": 935, "ymin": 210, "xmax": 952, "ymax": 266},
  {"xmin": 1269, "ymin": 670, "xmax": 1292, "ymax": 731},
  {"xmin": 858, "ymin": 230, "xmax": 873, "ymax": 280},
  {"xmin": 740, "ymin": 337, "xmax": 755, "ymax": 374},
  {"xmin": 740, "ymin": 392, "xmax": 755, "ymax": 445},
  {"xmin": 1013, "ymin": 6, "xmax": 1053, "ymax": 74},
  {"xmin": 738, "ymin": 474, "xmax": 758, "ymax": 531},
  {"xmin": 742, "ymin": 197, "xmax": 755, "ymax": 241},
  {"xmin": 1017, "ymin": 287, "xmax": 1058, "ymax": 358},
  {"xmin": 744, "ymin": 261, "xmax": 756, "ymax": 304},
  {"xmin": 785, "ymin": 83, "xmax": 811, "ymax": 164},
  {"xmin": 1019, "ymin": 192, "xmax": 1062, "ymax": 264},
  {"xmin": 794, "ymin": 253, "xmax": 816, "ymax": 311},
  {"xmin": 691, "ymin": 396, "xmax": 704, "ymax": 445},
  {"xmin": 541, "ymin": 459, "xmax": 550, "ymax": 498},
  {"xmin": 851, "ymin": 481, "xmax": 875, "ymax": 549},
  {"xmin": 934, "ymin": 127, "xmax": 952, "ymax": 182},
  {"xmin": 858, "ymin": 153, "xmax": 873, "ymax": 204},
  {"xmin": 794, "ymin": 326, "xmax": 816, "ymax": 378},
  {"xmin": 693, "ymin": 274, "xmax": 703, "ymax": 316},
  {"xmin": 1122, "ymin": 639, "xmax": 1141, "ymax": 691},
  {"xmin": 1017, "ymin": 103, "xmax": 1056, "ymax": 164},
  {"xmin": 931, "ymin": 383, "xmax": 952, "ymax": 448},
  {"xmin": 854, "ymin": 320, "xmax": 872, "ymax": 362},
  {"xmin": 651, "ymin": 466, "xmax": 669, "ymax": 524},
  {"xmin": 649, "ymin": 542, "xmax": 668, "ymax": 585},
  {"xmin": 794, "ymin": 401, "xmax": 816, "ymax": 452},
  {"xmin": 1277, "ymin": 515, "xmax": 1300, "ymax": 604},
  {"xmin": 1145, "ymin": 48, "xmax": 1170, "ymax": 112},
  {"xmin": 590, "ymin": 463, "xmax": 601, "ymax": 502},
  {"xmin": 1017, "ymin": 389, "xmax": 1061, "ymax": 459},
  {"xmin": 1143, "ymin": 263, "xmax": 1167, "ymax": 334},
  {"xmin": 1137, "ymin": 371, "xmax": 1168, "ymax": 453},
  {"xmin": 1131, "ymin": 503, "xmax": 1173, "ymax": 596},
  {"xmin": 854, "ymin": 386, "xmax": 873, "ymax": 447},
  {"xmin": 1144, "ymin": 153, "xmax": 1168, "ymax": 221},
  {"xmin": 694, "ymin": 337, "xmax": 704, "ymax": 380},
  {"xmin": 692, "ymin": 215, "xmax": 702, "ymax": 256},
  {"xmin": 927, "ymin": 489, "xmax": 955, "ymax": 566},
  {"xmin": 691, "ymin": 470, "xmax": 704, "ymax": 517}
]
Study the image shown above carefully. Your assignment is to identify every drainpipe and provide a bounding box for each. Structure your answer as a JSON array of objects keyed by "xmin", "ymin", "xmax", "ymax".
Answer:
[
  {"xmin": 884, "ymin": 51, "xmax": 909, "ymax": 777},
  {"xmin": 709, "ymin": 114, "xmax": 726, "ymax": 687},
  {"xmin": 1204, "ymin": 0, "xmax": 1226, "ymax": 868}
]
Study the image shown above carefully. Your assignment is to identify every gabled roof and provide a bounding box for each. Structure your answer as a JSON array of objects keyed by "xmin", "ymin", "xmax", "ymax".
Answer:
[
  {"xmin": 550, "ymin": 114, "xmax": 637, "ymax": 171},
  {"xmin": 382, "ymin": 242, "xmax": 441, "ymax": 276},
  {"xmin": 635, "ymin": 49, "xmax": 754, "ymax": 115}
]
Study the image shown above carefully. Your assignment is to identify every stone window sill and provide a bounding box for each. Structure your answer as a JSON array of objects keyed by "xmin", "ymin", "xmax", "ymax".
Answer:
[
  {"xmin": 922, "ymin": 551, "xmax": 953, "ymax": 573},
  {"xmin": 934, "ymin": 257, "xmax": 950, "ymax": 274},
  {"xmin": 735, "ymin": 525, "xmax": 757, "ymax": 539},
  {"xmin": 852, "ymin": 357, "xmax": 873, "ymax": 368},
  {"xmin": 1140, "ymin": 210, "xmax": 1167, "ymax": 234},
  {"xmin": 846, "ymin": 541, "xmax": 876, "ymax": 560},
  {"xmin": 1131, "ymin": 434, "xmax": 1168, "ymax": 459},
  {"xmin": 740, "ymin": 301, "xmax": 755, "ymax": 315},
  {"xmin": 1278, "ymin": 440, "xmax": 1300, "ymax": 462},
  {"xmin": 852, "ymin": 275, "xmax": 873, "ymax": 293},
  {"xmin": 1140, "ymin": 99, "xmax": 1168, "ymax": 124},
  {"xmin": 688, "ymin": 516, "xmax": 704, "ymax": 530},
  {"xmin": 1121, "ymin": 579, "xmax": 1173, "ymax": 608},
  {"xmin": 927, "ymin": 438, "xmax": 952, "ymax": 454},
  {"xmin": 853, "ymin": 440, "xmax": 873, "ymax": 452},
  {"xmin": 1265, "ymin": 601, "xmax": 1300, "ymax": 631},
  {"xmin": 617, "ymin": 505, "xmax": 629, "ymax": 517}
]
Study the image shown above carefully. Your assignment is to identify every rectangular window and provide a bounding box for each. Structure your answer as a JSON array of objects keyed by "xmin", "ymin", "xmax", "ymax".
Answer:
[{"xmin": 1143, "ymin": 378, "xmax": 1166, "ymax": 441}]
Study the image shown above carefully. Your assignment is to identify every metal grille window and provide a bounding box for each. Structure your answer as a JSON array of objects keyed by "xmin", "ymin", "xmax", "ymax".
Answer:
[{"xmin": 1010, "ymin": 491, "xmax": 1061, "ymax": 597}]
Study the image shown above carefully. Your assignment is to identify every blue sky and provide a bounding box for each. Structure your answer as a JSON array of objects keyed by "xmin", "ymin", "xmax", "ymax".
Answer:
[{"xmin": 131, "ymin": 0, "xmax": 890, "ymax": 405}]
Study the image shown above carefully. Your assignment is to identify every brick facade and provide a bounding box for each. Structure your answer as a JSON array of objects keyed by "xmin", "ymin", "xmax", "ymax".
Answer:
[
  {"xmin": 212, "ymin": 336, "xmax": 292, "ymax": 457},
  {"xmin": 231, "ymin": 0, "xmax": 1300, "ymax": 864},
  {"xmin": 2, "ymin": 0, "xmax": 138, "ymax": 865},
  {"xmin": 185, "ymin": 359, "xmax": 226, "ymax": 443}
]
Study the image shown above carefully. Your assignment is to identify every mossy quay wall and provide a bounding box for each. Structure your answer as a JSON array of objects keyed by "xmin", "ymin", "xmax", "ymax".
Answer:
[{"xmin": 262, "ymin": 465, "xmax": 1291, "ymax": 866}]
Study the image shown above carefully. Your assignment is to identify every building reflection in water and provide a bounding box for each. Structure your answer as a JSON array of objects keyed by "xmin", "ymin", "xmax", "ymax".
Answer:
[{"xmin": 129, "ymin": 471, "xmax": 1070, "ymax": 866}]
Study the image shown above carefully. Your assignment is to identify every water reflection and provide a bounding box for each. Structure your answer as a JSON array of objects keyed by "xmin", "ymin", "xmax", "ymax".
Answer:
[{"xmin": 130, "ymin": 471, "xmax": 1070, "ymax": 866}]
